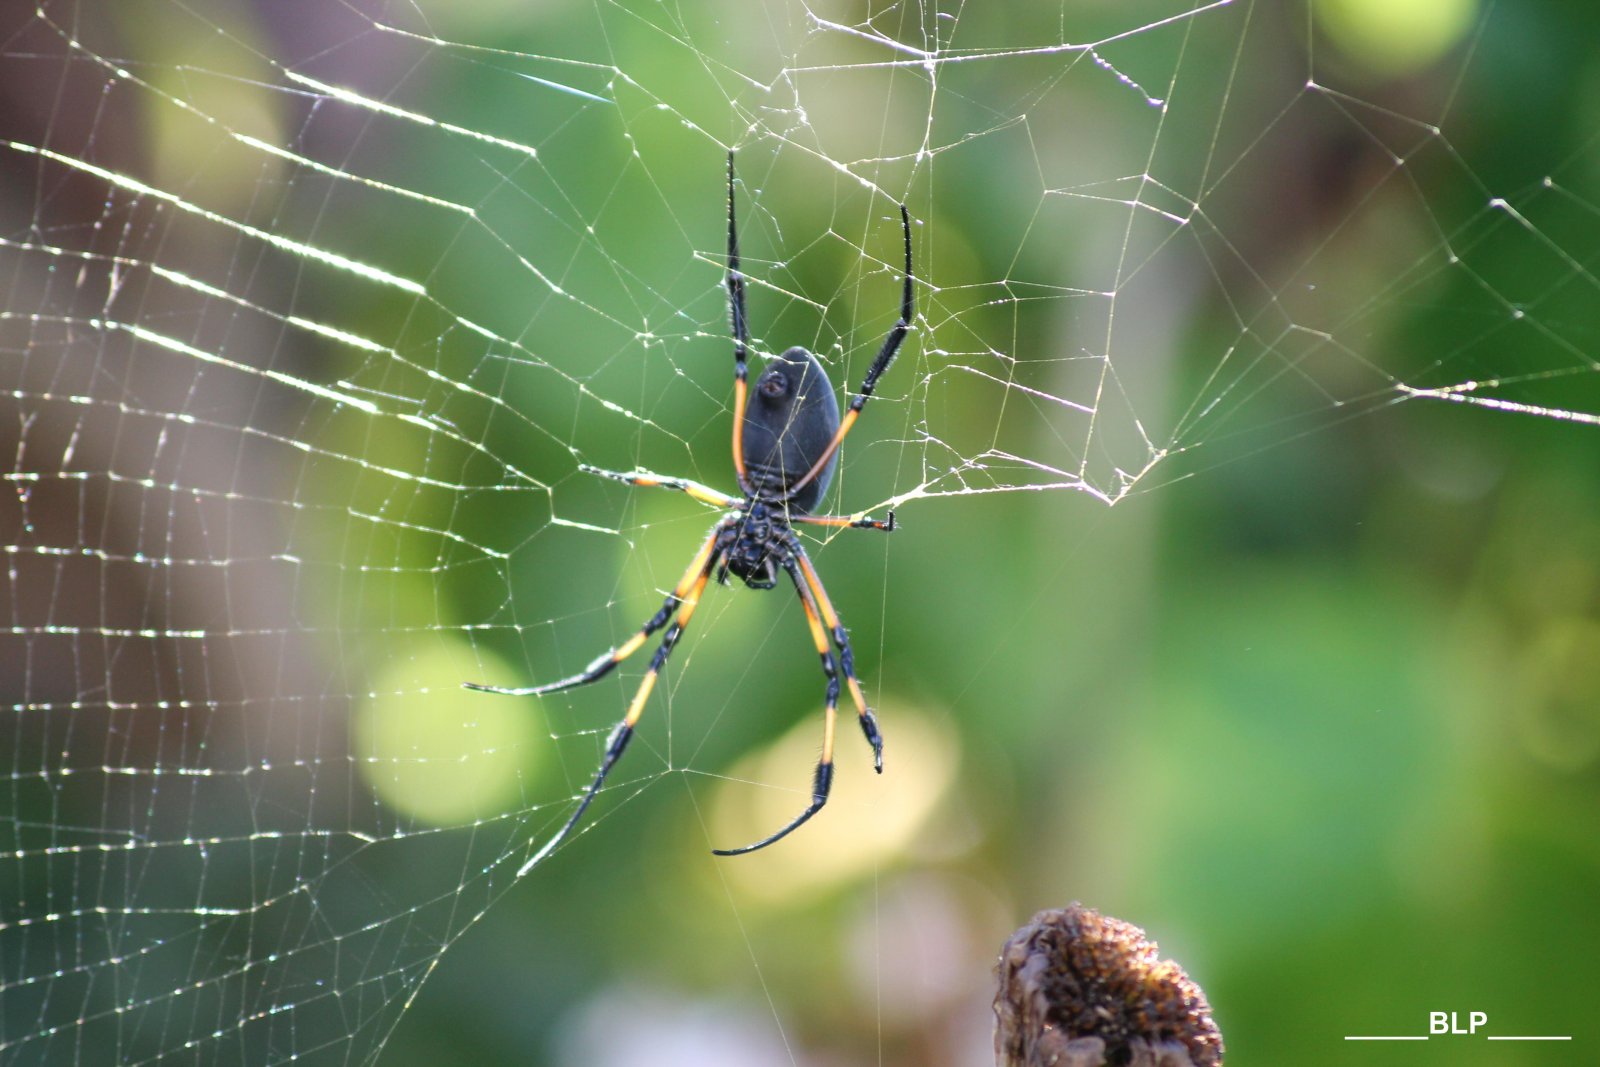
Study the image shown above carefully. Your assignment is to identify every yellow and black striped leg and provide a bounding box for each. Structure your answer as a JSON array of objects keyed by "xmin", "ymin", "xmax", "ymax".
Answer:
[
  {"xmin": 579, "ymin": 464, "xmax": 741, "ymax": 510},
  {"xmin": 792, "ymin": 510, "xmax": 897, "ymax": 533},
  {"xmin": 785, "ymin": 203, "xmax": 914, "ymax": 498},
  {"xmin": 727, "ymin": 151, "xmax": 753, "ymax": 489},
  {"xmin": 518, "ymin": 557, "xmax": 719, "ymax": 875},
  {"xmin": 465, "ymin": 525, "xmax": 723, "ymax": 698},
  {"xmin": 793, "ymin": 540, "xmax": 884, "ymax": 772},
  {"xmin": 712, "ymin": 559, "xmax": 841, "ymax": 856}
]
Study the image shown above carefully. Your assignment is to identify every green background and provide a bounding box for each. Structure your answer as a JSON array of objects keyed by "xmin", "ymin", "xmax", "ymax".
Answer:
[{"xmin": 2, "ymin": 1, "xmax": 1598, "ymax": 1064}]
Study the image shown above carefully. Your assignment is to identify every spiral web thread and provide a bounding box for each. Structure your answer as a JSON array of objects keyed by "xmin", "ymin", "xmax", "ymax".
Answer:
[{"xmin": 2, "ymin": 0, "xmax": 1595, "ymax": 1063}]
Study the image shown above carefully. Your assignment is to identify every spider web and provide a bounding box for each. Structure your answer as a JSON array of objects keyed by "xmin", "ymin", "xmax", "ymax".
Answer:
[{"xmin": 2, "ymin": 0, "xmax": 1597, "ymax": 1064}]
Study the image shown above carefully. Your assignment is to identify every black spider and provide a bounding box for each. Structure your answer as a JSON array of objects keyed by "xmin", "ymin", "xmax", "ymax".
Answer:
[{"xmin": 467, "ymin": 152, "xmax": 913, "ymax": 864}]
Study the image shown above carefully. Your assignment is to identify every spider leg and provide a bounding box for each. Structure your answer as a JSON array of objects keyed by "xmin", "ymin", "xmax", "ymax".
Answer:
[
  {"xmin": 791, "ymin": 538, "xmax": 884, "ymax": 771},
  {"xmin": 791, "ymin": 509, "xmax": 897, "ymax": 533},
  {"xmin": 464, "ymin": 523, "xmax": 725, "ymax": 697},
  {"xmin": 711, "ymin": 556, "xmax": 838, "ymax": 856},
  {"xmin": 579, "ymin": 464, "xmax": 740, "ymax": 509},
  {"xmin": 518, "ymin": 548, "xmax": 721, "ymax": 874},
  {"xmin": 786, "ymin": 203, "xmax": 914, "ymax": 498},
  {"xmin": 727, "ymin": 151, "xmax": 753, "ymax": 490}
]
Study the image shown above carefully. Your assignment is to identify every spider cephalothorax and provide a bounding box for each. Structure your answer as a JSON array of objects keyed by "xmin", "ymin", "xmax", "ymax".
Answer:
[
  {"xmin": 467, "ymin": 152, "xmax": 913, "ymax": 869},
  {"xmin": 720, "ymin": 500, "xmax": 787, "ymax": 589}
]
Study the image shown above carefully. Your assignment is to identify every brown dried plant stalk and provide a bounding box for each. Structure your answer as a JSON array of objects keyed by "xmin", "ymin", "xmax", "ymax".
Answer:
[{"xmin": 994, "ymin": 904, "xmax": 1224, "ymax": 1067}]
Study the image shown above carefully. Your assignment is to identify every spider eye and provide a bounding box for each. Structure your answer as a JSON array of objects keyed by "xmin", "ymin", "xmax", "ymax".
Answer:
[{"xmin": 758, "ymin": 369, "xmax": 789, "ymax": 398}]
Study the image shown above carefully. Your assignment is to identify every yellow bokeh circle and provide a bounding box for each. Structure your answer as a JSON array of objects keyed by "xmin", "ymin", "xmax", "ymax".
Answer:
[
  {"xmin": 352, "ymin": 638, "xmax": 542, "ymax": 826},
  {"xmin": 1315, "ymin": 0, "xmax": 1479, "ymax": 78}
]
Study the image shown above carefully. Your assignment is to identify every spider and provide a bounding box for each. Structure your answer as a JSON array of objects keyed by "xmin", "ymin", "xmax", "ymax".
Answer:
[{"xmin": 467, "ymin": 152, "xmax": 913, "ymax": 865}]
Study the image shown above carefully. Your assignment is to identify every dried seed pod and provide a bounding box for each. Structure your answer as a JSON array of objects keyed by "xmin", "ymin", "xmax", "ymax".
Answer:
[{"xmin": 994, "ymin": 903, "xmax": 1223, "ymax": 1067}]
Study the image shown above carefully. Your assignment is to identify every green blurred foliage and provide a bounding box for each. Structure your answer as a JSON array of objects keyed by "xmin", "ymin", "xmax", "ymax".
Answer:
[
  {"xmin": 322, "ymin": 2, "xmax": 1600, "ymax": 1065},
  {"xmin": 11, "ymin": 0, "xmax": 1593, "ymax": 1063}
]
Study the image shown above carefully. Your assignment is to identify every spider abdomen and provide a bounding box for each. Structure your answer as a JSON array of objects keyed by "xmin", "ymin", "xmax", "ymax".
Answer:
[{"xmin": 740, "ymin": 346, "xmax": 840, "ymax": 514}]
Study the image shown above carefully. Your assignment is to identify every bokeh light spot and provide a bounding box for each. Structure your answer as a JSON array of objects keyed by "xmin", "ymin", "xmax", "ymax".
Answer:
[
  {"xmin": 1513, "ymin": 616, "xmax": 1600, "ymax": 771},
  {"xmin": 353, "ymin": 638, "xmax": 542, "ymax": 826},
  {"xmin": 709, "ymin": 698, "xmax": 960, "ymax": 903},
  {"xmin": 1315, "ymin": 0, "xmax": 1479, "ymax": 78}
]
